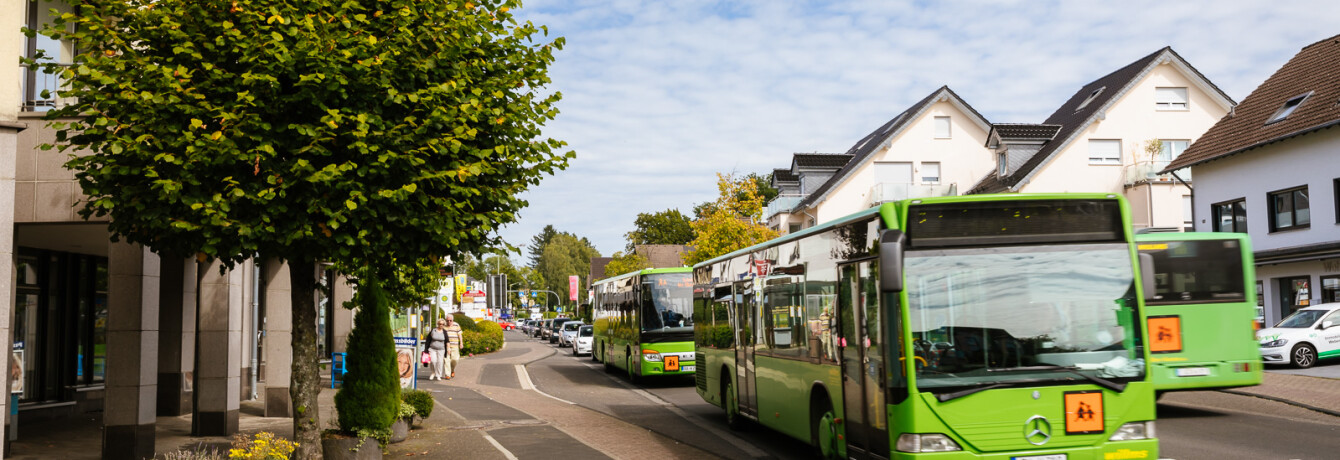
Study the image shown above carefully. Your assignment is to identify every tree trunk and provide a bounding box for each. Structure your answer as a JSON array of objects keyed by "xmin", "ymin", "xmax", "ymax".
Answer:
[{"xmin": 290, "ymin": 259, "xmax": 322, "ymax": 459}]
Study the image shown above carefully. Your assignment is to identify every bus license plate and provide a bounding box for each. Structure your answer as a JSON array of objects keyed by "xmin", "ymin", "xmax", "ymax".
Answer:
[
  {"xmin": 681, "ymin": 365, "xmax": 695, "ymax": 372},
  {"xmin": 664, "ymin": 355, "xmax": 679, "ymax": 371},
  {"xmin": 1176, "ymin": 367, "xmax": 1210, "ymax": 377},
  {"xmin": 1012, "ymin": 455, "xmax": 1065, "ymax": 460}
]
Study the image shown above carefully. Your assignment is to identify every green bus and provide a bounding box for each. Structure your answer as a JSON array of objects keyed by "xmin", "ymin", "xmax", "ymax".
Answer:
[
  {"xmin": 694, "ymin": 194, "xmax": 1160, "ymax": 459},
  {"xmin": 591, "ymin": 267, "xmax": 696, "ymax": 382},
  {"xmin": 1135, "ymin": 232, "xmax": 1262, "ymax": 393}
]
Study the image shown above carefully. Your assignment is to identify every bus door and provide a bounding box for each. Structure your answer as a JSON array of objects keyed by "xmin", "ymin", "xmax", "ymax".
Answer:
[
  {"xmin": 838, "ymin": 261, "xmax": 889, "ymax": 459},
  {"xmin": 734, "ymin": 279, "xmax": 759, "ymax": 418}
]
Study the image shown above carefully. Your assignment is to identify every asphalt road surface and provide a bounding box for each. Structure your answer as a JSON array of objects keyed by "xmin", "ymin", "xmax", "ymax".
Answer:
[{"xmin": 507, "ymin": 330, "xmax": 1340, "ymax": 460}]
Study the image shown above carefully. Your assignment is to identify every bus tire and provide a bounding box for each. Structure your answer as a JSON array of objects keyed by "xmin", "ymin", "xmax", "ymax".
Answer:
[
  {"xmin": 812, "ymin": 391, "xmax": 840, "ymax": 459},
  {"xmin": 627, "ymin": 351, "xmax": 641, "ymax": 384},
  {"xmin": 1291, "ymin": 343, "xmax": 1317, "ymax": 369},
  {"xmin": 723, "ymin": 376, "xmax": 745, "ymax": 431}
]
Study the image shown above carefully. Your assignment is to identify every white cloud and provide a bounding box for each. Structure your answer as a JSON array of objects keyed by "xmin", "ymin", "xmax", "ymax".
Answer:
[{"xmin": 502, "ymin": 0, "xmax": 1340, "ymax": 257}]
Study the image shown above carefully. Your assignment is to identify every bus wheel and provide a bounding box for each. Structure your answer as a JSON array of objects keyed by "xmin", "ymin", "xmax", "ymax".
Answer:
[
  {"xmin": 1291, "ymin": 343, "xmax": 1317, "ymax": 369},
  {"xmin": 723, "ymin": 378, "xmax": 745, "ymax": 431},
  {"xmin": 813, "ymin": 401, "xmax": 839, "ymax": 459},
  {"xmin": 627, "ymin": 353, "xmax": 641, "ymax": 384}
]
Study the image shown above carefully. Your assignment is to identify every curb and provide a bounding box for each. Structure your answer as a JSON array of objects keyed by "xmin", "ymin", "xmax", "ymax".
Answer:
[{"xmin": 1219, "ymin": 389, "xmax": 1340, "ymax": 418}]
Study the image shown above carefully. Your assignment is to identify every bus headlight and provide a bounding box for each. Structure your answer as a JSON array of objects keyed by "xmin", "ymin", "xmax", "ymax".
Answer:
[
  {"xmin": 1260, "ymin": 338, "xmax": 1287, "ymax": 348},
  {"xmin": 1108, "ymin": 421, "xmax": 1155, "ymax": 441},
  {"xmin": 641, "ymin": 350, "xmax": 662, "ymax": 362},
  {"xmin": 896, "ymin": 433, "xmax": 961, "ymax": 452}
]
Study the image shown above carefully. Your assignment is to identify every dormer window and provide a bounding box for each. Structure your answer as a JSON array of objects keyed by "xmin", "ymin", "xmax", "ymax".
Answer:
[
  {"xmin": 1266, "ymin": 92, "xmax": 1312, "ymax": 124},
  {"xmin": 1076, "ymin": 87, "xmax": 1105, "ymax": 111},
  {"xmin": 997, "ymin": 152, "xmax": 1007, "ymax": 176}
]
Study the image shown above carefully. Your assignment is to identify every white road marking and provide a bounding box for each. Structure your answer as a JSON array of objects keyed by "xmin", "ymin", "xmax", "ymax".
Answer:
[
  {"xmin": 516, "ymin": 363, "xmax": 577, "ymax": 405},
  {"xmin": 589, "ymin": 357, "xmax": 768, "ymax": 458},
  {"xmin": 480, "ymin": 431, "xmax": 520, "ymax": 460}
]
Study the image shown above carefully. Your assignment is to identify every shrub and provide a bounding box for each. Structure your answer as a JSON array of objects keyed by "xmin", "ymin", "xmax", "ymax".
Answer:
[
  {"xmin": 452, "ymin": 312, "xmax": 478, "ymax": 331},
  {"xmin": 401, "ymin": 389, "xmax": 435, "ymax": 419},
  {"xmin": 228, "ymin": 432, "xmax": 296, "ymax": 460},
  {"xmin": 334, "ymin": 276, "xmax": 400, "ymax": 442},
  {"xmin": 397, "ymin": 401, "xmax": 416, "ymax": 419},
  {"xmin": 462, "ymin": 320, "xmax": 504, "ymax": 355}
]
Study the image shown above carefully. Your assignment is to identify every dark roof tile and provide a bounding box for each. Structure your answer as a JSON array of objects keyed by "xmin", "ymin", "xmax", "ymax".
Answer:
[
  {"xmin": 1166, "ymin": 35, "xmax": 1340, "ymax": 172},
  {"xmin": 792, "ymin": 153, "xmax": 853, "ymax": 169}
]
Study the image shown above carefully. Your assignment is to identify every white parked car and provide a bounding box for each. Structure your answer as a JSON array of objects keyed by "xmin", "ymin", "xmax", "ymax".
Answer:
[
  {"xmin": 558, "ymin": 320, "xmax": 584, "ymax": 347},
  {"xmin": 573, "ymin": 325, "xmax": 594, "ymax": 356},
  {"xmin": 1257, "ymin": 303, "xmax": 1340, "ymax": 368}
]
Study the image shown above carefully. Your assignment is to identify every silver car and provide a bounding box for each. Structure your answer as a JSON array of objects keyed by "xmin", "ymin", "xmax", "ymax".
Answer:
[{"xmin": 558, "ymin": 320, "xmax": 584, "ymax": 347}]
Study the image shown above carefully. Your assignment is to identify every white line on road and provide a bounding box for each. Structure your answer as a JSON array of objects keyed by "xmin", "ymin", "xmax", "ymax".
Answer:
[
  {"xmin": 516, "ymin": 363, "xmax": 577, "ymax": 405},
  {"xmin": 480, "ymin": 431, "xmax": 521, "ymax": 460},
  {"xmin": 587, "ymin": 356, "xmax": 768, "ymax": 458}
]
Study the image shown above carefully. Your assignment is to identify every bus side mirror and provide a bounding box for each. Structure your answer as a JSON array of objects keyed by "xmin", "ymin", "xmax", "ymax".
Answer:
[
  {"xmin": 1138, "ymin": 253, "xmax": 1156, "ymax": 301},
  {"xmin": 879, "ymin": 230, "xmax": 906, "ymax": 293}
]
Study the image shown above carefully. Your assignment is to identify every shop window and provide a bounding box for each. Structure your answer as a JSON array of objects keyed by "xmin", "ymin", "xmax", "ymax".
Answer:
[
  {"xmin": 1323, "ymin": 275, "xmax": 1340, "ymax": 304},
  {"xmin": 1278, "ymin": 276, "xmax": 1310, "ymax": 319}
]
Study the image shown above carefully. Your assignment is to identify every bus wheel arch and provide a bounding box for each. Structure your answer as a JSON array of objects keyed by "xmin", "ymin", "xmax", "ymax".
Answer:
[{"xmin": 810, "ymin": 384, "xmax": 840, "ymax": 459}]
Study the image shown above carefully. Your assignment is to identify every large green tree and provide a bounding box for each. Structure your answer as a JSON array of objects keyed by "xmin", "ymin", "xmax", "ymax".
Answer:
[
  {"xmin": 527, "ymin": 224, "xmax": 558, "ymax": 269},
  {"xmin": 31, "ymin": 0, "xmax": 569, "ymax": 456},
  {"xmin": 624, "ymin": 208, "xmax": 694, "ymax": 252},
  {"xmin": 536, "ymin": 233, "xmax": 600, "ymax": 310}
]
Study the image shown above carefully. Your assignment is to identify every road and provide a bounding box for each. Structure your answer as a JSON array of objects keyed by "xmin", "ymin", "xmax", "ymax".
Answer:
[{"xmin": 469, "ymin": 330, "xmax": 1340, "ymax": 459}]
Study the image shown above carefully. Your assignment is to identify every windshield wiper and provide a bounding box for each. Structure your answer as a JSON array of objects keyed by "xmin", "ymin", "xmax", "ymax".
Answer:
[
  {"xmin": 988, "ymin": 365, "xmax": 1127, "ymax": 393},
  {"xmin": 935, "ymin": 383, "xmax": 1011, "ymax": 402}
]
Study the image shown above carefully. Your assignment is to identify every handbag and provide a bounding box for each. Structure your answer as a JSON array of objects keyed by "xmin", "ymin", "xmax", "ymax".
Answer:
[{"xmin": 421, "ymin": 351, "xmax": 431, "ymax": 366}]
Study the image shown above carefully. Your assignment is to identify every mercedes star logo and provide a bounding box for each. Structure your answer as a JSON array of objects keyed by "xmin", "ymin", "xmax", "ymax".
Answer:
[{"xmin": 1024, "ymin": 415, "xmax": 1051, "ymax": 446}]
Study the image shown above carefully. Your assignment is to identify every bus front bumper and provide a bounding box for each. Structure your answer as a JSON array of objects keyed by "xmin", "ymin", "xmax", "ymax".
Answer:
[{"xmin": 891, "ymin": 439, "xmax": 1158, "ymax": 460}]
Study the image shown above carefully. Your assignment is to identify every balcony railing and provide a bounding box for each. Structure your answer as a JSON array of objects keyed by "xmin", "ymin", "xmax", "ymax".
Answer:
[
  {"xmin": 20, "ymin": 63, "xmax": 75, "ymax": 112},
  {"xmin": 765, "ymin": 194, "xmax": 804, "ymax": 218},
  {"xmin": 867, "ymin": 182, "xmax": 957, "ymax": 206},
  {"xmin": 1123, "ymin": 160, "xmax": 1191, "ymax": 185}
]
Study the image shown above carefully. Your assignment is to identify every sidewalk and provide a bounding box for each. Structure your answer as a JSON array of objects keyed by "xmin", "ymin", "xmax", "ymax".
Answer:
[{"xmin": 1223, "ymin": 371, "xmax": 1340, "ymax": 417}]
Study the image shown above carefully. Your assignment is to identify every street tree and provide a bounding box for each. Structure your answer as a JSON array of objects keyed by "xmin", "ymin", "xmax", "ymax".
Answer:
[
  {"xmin": 624, "ymin": 208, "xmax": 694, "ymax": 252},
  {"xmin": 603, "ymin": 251, "xmax": 650, "ymax": 277},
  {"xmin": 527, "ymin": 224, "xmax": 558, "ymax": 269},
  {"xmin": 692, "ymin": 171, "xmax": 777, "ymax": 219},
  {"xmin": 537, "ymin": 233, "xmax": 600, "ymax": 309},
  {"xmin": 684, "ymin": 173, "xmax": 779, "ymax": 265},
  {"xmin": 31, "ymin": 0, "xmax": 570, "ymax": 456}
]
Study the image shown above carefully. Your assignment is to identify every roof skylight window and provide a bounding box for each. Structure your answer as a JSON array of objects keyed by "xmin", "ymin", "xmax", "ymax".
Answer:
[
  {"xmin": 1266, "ymin": 92, "xmax": 1312, "ymax": 124},
  {"xmin": 1076, "ymin": 87, "xmax": 1105, "ymax": 111}
]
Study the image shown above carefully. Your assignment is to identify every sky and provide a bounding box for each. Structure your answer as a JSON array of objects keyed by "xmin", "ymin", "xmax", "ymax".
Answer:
[{"xmin": 498, "ymin": 0, "xmax": 1340, "ymax": 259}]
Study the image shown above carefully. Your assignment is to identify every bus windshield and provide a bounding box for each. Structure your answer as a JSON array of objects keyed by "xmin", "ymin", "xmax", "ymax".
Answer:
[
  {"xmin": 641, "ymin": 273, "xmax": 694, "ymax": 333},
  {"xmin": 905, "ymin": 243, "xmax": 1144, "ymax": 390}
]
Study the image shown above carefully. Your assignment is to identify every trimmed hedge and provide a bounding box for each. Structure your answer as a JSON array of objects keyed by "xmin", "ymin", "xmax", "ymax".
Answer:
[
  {"xmin": 451, "ymin": 312, "xmax": 477, "ymax": 331},
  {"xmin": 462, "ymin": 320, "xmax": 504, "ymax": 355}
]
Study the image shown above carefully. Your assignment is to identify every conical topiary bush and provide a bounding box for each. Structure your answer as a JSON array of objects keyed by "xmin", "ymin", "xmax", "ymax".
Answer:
[{"xmin": 334, "ymin": 274, "xmax": 400, "ymax": 440}]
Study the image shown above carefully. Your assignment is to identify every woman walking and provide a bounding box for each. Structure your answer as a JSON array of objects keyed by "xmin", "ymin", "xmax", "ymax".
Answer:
[{"xmin": 425, "ymin": 319, "xmax": 450, "ymax": 380}]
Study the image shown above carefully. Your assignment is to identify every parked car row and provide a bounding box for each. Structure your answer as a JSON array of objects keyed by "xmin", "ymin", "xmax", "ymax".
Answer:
[{"xmin": 516, "ymin": 317, "xmax": 593, "ymax": 356}]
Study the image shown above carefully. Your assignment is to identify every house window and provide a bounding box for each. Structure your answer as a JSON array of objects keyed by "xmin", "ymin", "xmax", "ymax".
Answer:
[
  {"xmin": 1323, "ymin": 275, "xmax": 1340, "ymax": 304},
  {"xmin": 1212, "ymin": 198, "xmax": 1247, "ymax": 233},
  {"xmin": 997, "ymin": 152, "xmax": 1007, "ymax": 176},
  {"xmin": 1266, "ymin": 92, "xmax": 1312, "ymax": 125},
  {"xmin": 1333, "ymin": 178, "xmax": 1339, "ymax": 223},
  {"xmin": 1077, "ymin": 86, "xmax": 1105, "ymax": 111},
  {"xmin": 921, "ymin": 162, "xmax": 941, "ymax": 185},
  {"xmin": 1156, "ymin": 140, "xmax": 1190, "ymax": 164},
  {"xmin": 934, "ymin": 116, "xmax": 951, "ymax": 139},
  {"xmin": 22, "ymin": 0, "xmax": 76, "ymax": 111},
  {"xmin": 1255, "ymin": 280, "xmax": 1265, "ymax": 326},
  {"xmin": 1155, "ymin": 87, "xmax": 1189, "ymax": 110},
  {"xmin": 1088, "ymin": 139, "xmax": 1121, "ymax": 165},
  {"xmin": 1268, "ymin": 186, "xmax": 1310, "ymax": 232}
]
